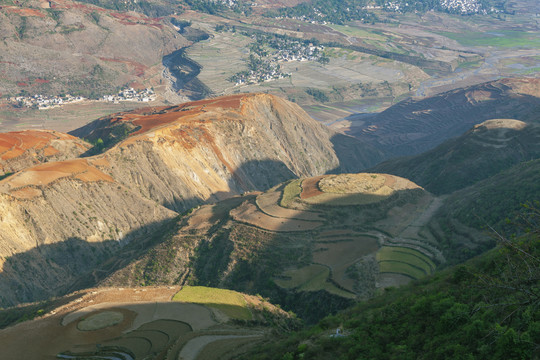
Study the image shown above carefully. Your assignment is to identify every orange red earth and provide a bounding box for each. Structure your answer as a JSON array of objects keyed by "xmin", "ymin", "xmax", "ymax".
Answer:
[
  {"xmin": 9, "ymin": 158, "xmax": 113, "ymax": 185},
  {"xmin": 0, "ymin": 130, "xmax": 85, "ymax": 161},
  {"xmin": 117, "ymin": 94, "xmax": 246, "ymax": 135}
]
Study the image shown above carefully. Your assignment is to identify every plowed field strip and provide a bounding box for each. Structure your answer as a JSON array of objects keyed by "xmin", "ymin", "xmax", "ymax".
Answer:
[
  {"xmin": 300, "ymin": 176, "xmax": 325, "ymax": 199},
  {"xmin": 231, "ymin": 200, "xmax": 322, "ymax": 232},
  {"xmin": 256, "ymin": 191, "xmax": 323, "ymax": 221}
]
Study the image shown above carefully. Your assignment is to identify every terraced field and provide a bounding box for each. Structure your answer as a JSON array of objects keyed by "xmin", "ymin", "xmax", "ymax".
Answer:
[
  {"xmin": 229, "ymin": 172, "xmax": 440, "ymax": 299},
  {"xmin": 376, "ymin": 246, "xmax": 436, "ymax": 279},
  {"xmin": 1, "ymin": 286, "xmax": 293, "ymax": 360}
]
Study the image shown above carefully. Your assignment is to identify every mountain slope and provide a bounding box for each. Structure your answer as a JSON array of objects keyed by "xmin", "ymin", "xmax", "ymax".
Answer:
[
  {"xmin": 101, "ymin": 172, "xmax": 441, "ymax": 323},
  {"xmin": 371, "ymin": 119, "xmax": 540, "ymax": 195},
  {"xmin": 71, "ymin": 93, "xmax": 384, "ymax": 211},
  {"xmin": 351, "ymin": 78, "xmax": 540, "ymax": 158},
  {"xmin": 0, "ymin": 158, "xmax": 177, "ymax": 306},
  {"xmin": 428, "ymin": 158, "xmax": 540, "ymax": 264},
  {"xmin": 0, "ymin": 0, "xmax": 187, "ymax": 98}
]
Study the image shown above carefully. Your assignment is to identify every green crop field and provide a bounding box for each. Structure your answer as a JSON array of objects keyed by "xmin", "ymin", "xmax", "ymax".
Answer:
[
  {"xmin": 376, "ymin": 246, "xmax": 435, "ymax": 274},
  {"xmin": 173, "ymin": 286, "xmax": 252, "ymax": 320},
  {"xmin": 280, "ymin": 179, "xmax": 302, "ymax": 208}
]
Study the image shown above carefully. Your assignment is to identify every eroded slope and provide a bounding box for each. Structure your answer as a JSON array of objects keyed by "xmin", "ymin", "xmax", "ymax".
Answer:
[{"xmin": 0, "ymin": 93, "xmax": 382, "ymax": 306}]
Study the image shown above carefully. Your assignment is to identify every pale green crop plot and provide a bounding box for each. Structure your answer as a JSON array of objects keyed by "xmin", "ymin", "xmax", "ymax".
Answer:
[
  {"xmin": 378, "ymin": 261, "xmax": 427, "ymax": 280},
  {"xmin": 77, "ymin": 311, "xmax": 124, "ymax": 331},
  {"xmin": 376, "ymin": 246, "xmax": 436, "ymax": 279},
  {"xmin": 440, "ymin": 30, "xmax": 540, "ymax": 48},
  {"xmin": 173, "ymin": 286, "xmax": 252, "ymax": 320}
]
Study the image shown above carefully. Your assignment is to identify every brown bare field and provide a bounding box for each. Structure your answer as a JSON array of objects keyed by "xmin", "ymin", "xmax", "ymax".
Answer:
[
  {"xmin": 275, "ymin": 264, "xmax": 355, "ymax": 298},
  {"xmin": 300, "ymin": 175, "xmax": 325, "ymax": 199},
  {"xmin": 256, "ymin": 189, "xmax": 323, "ymax": 221},
  {"xmin": 302, "ymin": 191, "xmax": 392, "ymax": 206},
  {"xmin": 0, "ymin": 286, "xmax": 236, "ymax": 360},
  {"xmin": 230, "ymin": 199, "xmax": 323, "ymax": 232},
  {"xmin": 313, "ymin": 237, "xmax": 379, "ymax": 291}
]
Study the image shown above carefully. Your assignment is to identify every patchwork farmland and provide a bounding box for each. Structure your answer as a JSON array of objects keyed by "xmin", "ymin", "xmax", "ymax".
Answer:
[
  {"xmin": 98, "ymin": 172, "xmax": 448, "ymax": 323},
  {"xmin": 0, "ymin": 286, "xmax": 293, "ymax": 360}
]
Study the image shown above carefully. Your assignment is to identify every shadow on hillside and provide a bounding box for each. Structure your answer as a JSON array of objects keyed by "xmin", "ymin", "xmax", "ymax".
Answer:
[
  {"xmin": 0, "ymin": 217, "xmax": 178, "ymax": 309},
  {"xmin": 328, "ymin": 133, "xmax": 385, "ymax": 174},
  {"xmin": 162, "ymin": 159, "xmax": 296, "ymax": 213},
  {"xmin": 347, "ymin": 84, "xmax": 540, "ymax": 159}
]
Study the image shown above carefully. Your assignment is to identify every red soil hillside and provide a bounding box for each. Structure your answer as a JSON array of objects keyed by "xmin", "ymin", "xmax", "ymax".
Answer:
[
  {"xmin": 71, "ymin": 93, "xmax": 383, "ymax": 211},
  {"xmin": 0, "ymin": 130, "xmax": 90, "ymax": 176}
]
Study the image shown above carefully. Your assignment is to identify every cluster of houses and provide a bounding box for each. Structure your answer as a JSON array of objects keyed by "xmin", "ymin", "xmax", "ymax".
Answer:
[
  {"xmin": 440, "ymin": 0, "xmax": 490, "ymax": 14},
  {"xmin": 276, "ymin": 11, "xmax": 328, "ymax": 25},
  {"xmin": 101, "ymin": 88, "xmax": 155, "ymax": 103},
  {"xmin": 10, "ymin": 88, "xmax": 155, "ymax": 110},
  {"xmin": 9, "ymin": 94, "xmax": 84, "ymax": 110},
  {"xmin": 384, "ymin": 0, "xmax": 496, "ymax": 14},
  {"xmin": 271, "ymin": 42, "xmax": 325, "ymax": 63},
  {"xmin": 230, "ymin": 62, "xmax": 290, "ymax": 86},
  {"xmin": 230, "ymin": 35, "xmax": 325, "ymax": 86}
]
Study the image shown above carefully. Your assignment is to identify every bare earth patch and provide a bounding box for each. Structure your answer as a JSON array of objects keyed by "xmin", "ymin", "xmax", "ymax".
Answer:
[
  {"xmin": 300, "ymin": 175, "xmax": 325, "ymax": 199},
  {"xmin": 77, "ymin": 311, "xmax": 124, "ymax": 331}
]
